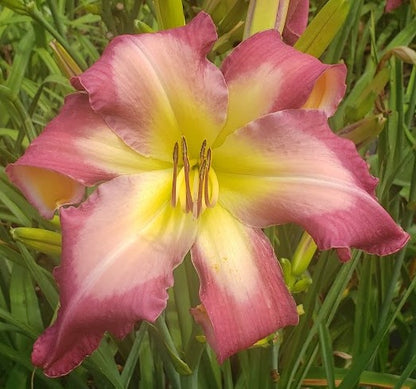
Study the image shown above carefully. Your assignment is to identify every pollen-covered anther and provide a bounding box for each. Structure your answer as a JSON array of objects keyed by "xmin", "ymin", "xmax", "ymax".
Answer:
[{"xmin": 171, "ymin": 137, "xmax": 218, "ymax": 217}]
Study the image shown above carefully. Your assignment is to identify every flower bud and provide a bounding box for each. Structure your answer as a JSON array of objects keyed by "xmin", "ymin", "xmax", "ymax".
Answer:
[
  {"xmin": 10, "ymin": 227, "xmax": 61, "ymax": 257},
  {"xmin": 291, "ymin": 232, "xmax": 317, "ymax": 276}
]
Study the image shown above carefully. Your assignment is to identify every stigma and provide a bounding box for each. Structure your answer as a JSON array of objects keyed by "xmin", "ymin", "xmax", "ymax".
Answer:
[{"xmin": 171, "ymin": 137, "xmax": 219, "ymax": 218}]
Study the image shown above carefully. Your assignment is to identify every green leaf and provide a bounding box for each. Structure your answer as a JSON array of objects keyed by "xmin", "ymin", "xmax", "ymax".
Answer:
[
  {"xmin": 150, "ymin": 318, "xmax": 192, "ymax": 375},
  {"xmin": 304, "ymin": 367, "xmax": 416, "ymax": 388},
  {"xmin": 85, "ymin": 337, "xmax": 124, "ymax": 389},
  {"xmin": 120, "ymin": 323, "xmax": 148, "ymax": 387},
  {"xmin": 153, "ymin": 0, "xmax": 185, "ymax": 29},
  {"xmin": 295, "ymin": 0, "xmax": 350, "ymax": 57}
]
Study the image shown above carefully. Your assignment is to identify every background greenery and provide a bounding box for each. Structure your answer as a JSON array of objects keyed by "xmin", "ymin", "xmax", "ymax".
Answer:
[{"xmin": 0, "ymin": 0, "xmax": 415, "ymax": 388}]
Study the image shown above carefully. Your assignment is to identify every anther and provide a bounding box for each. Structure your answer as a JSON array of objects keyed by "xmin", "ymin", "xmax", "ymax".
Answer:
[
  {"xmin": 200, "ymin": 139, "xmax": 207, "ymax": 162},
  {"xmin": 171, "ymin": 142, "xmax": 179, "ymax": 207},
  {"xmin": 181, "ymin": 137, "xmax": 193, "ymax": 213}
]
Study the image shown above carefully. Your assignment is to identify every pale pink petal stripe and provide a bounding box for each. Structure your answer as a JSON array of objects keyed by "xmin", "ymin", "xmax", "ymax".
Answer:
[
  {"xmin": 216, "ymin": 30, "xmax": 346, "ymax": 144},
  {"xmin": 191, "ymin": 205, "xmax": 298, "ymax": 362},
  {"xmin": 215, "ymin": 110, "xmax": 409, "ymax": 260},
  {"xmin": 76, "ymin": 12, "xmax": 228, "ymax": 160},
  {"xmin": 32, "ymin": 172, "xmax": 197, "ymax": 377}
]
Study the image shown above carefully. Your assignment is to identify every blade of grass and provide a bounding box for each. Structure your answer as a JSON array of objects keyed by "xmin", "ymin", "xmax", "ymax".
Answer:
[
  {"xmin": 120, "ymin": 322, "xmax": 148, "ymax": 387},
  {"xmin": 318, "ymin": 322, "xmax": 336, "ymax": 389},
  {"xmin": 338, "ymin": 258, "xmax": 416, "ymax": 388}
]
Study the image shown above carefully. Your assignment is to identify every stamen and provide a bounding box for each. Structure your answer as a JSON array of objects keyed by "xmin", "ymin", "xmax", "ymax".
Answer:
[
  {"xmin": 200, "ymin": 139, "xmax": 207, "ymax": 162},
  {"xmin": 204, "ymin": 148, "xmax": 213, "ymax": 207},
  {"xmin": 181, "ymin": 137, "xmax": 193, "ymax": 213},
  {"xmin": 206, "ymin": 148, "xmax": 212, "ymax": 171},
  {"xmin": 171, "ymin": 142, "xmax": 179, "ymax": 207},
  {"xmin": 171, "ymin": 139, "xmax": 218, "ymax": 216},
  {"xmin": 194, "ymin": 160, "xmax": 207, "ymax": 218}
]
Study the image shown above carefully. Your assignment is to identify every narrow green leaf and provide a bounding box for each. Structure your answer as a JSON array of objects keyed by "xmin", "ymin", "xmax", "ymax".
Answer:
[
  {"xmin": 394, "ymin": 350, "xmax": 416, "ymax": 389},
  {"xmin": 295, "ymin": 0, "xmax": 350, "ymax": 57},
  {"xmin": 120, "ymin": 322, "xmax": 148, "ymax": 387},
  {"xmin": 304, "ymin": 367, "xmax": 416, "ymax": 388},
  {"xmin": 150, "ymin": 318, "xmax": 192, "ymax": 375},
  {"xmin": 338, "ymin": 260, "xmax": 416, "ymax": 388},
  {"xmin": 0, "ymin": 306, "xmax": 38, "ymax": 339},
  {"xmin": 5, "ymin": 30, "xmax": 35, "ymax": 96},
  {"xmin": 0, "ymin": 85, "xmax": 37, "ymax": 142},
  {"xmin": 244, "ymin": 0, "xmax": 280, "ymax": 38},
  {"xmin": 318, "ymin": 323, "xmax": 336, "ymax": 389},
  {"xmin": 86, "ymin": 338, "xmax": 124, "ymax": 389},
  {"xmin": 384, "ymin": 18, "xmax": 416, "ymax": 53},
  {"xmin": 153, "ymin": 0, "xmax": 185, "ymax": 29},
  {"xmin": 9, "ymin": 264, "xmax": 43, "ymax": 341},
  {"xmin": 4, "ymin": 365, "xmax": 27, "ymax": 389},
  {"xmin": 16, "ymin": 243, "xmax": 58, "ymax": 309}
]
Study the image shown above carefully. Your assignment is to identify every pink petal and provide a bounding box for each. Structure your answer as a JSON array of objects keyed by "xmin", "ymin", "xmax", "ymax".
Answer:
[
  {"xmin": 216, "ymin": 30, "xmax": 346, "ymax": 143},
  {"xmin": 6, "ymin": 93, "xmax": 166, "ymax": 218},
  {"xmin": 385, "ymin": 0, "xmax": 402, "ymax": 12},
  {"xmin": 214, "ymin": 110, "xmax": 409, "ymax": 260},
  {"xmin": 191, "ymin": 205, "xmax": 298, "ymax": 362},
  {"xmin": 75, "ymin": 12, "xmax": 228, "ymax": 160},
  {"xmin": 32, "ymin": 171, "xmax": 197, "ymax": 377},
  {"xmin": 277, "ymin": 0, "xmax": 309, "ymax": 45}
]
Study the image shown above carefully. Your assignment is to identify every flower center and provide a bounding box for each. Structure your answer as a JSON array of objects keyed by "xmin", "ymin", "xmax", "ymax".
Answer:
[{"xmin": 171, "ymin": 137, "xmax": 219, "ymax": 218}]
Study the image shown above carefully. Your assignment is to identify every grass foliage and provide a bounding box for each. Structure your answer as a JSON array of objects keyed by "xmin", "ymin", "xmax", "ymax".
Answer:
[{"xmin": 0, "ymin": 0, "xmax": 415, "ymax": 388}]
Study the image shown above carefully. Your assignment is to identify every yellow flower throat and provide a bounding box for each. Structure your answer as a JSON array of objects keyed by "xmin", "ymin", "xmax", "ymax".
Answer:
[{"xmin": 171, "ymin": 137, "xmax": 219, "ymax": 218}]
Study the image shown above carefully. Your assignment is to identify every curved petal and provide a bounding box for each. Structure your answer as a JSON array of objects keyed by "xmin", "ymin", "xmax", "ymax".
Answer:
[
  {"xmin": 216, "ymin": 30, "xmax": 346, "ymax": 145},
  {"xmin": 278, "ymin": 0, "xmax": 309, "ymax": 45},
  {"xmin": 190, "ymin": 205, "xmax": 298, "ymax": 362},
  {"xmin": 214, "ymin": 110, "xmax": 409, "ymax": 260},
  {"xmin": 32, "ymin": 171, "xmax": 197, "ymax": 377},
  {"xmin": 6, "ymin": 93, "xmax": 167, "ymax": 218},
  {"xmin": 6, "ymin": 166, "xmax": 85, "ymax": 219},
  {"xmin": 76, "ymin": 12, "xmax": 228, "ymax": 160}
]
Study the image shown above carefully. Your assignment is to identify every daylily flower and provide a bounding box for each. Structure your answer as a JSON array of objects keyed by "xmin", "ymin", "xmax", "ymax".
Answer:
[{"xmin": 6, "ymin": 12, "xmax": 409, "ymax": 377}]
